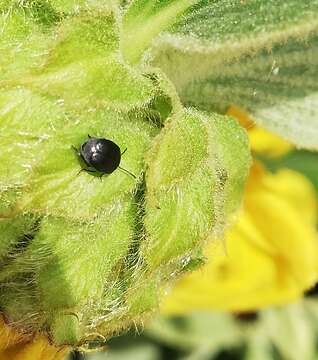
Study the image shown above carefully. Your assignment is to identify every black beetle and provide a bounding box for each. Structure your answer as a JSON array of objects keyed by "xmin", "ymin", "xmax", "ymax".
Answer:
[{"xmin": 73, "ymin": 135, "xmax": 135, "ymax": 178}]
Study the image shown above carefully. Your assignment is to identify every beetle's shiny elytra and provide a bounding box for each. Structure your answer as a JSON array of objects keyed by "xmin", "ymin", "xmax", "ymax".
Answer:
[
  {"xmin": 73, "ymin": 135, "xmax": 136, "ymax": 178},
  {"xmin": 80, "ymin": 137, "xmax": 121, "ymax": 174}
]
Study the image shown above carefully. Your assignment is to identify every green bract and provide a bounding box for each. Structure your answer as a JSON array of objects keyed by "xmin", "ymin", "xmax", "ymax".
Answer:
[{"xmin": 0, "ymin": 0, "xmax": 251, "ymax": 349}]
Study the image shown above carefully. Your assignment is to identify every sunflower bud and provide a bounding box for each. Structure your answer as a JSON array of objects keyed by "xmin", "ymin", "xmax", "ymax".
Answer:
[{"xmin": 0, "ymin": 0, "xmax": 250, "ymax": 349}]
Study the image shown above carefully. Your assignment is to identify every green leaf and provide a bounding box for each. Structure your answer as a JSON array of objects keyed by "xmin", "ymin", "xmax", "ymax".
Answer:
[
  {"xmin": 143, "ymin": 109, "xmax": 250, "ymax": 271},
  {"xmin": 147, "ymin": 313, "xmax": 241, "ymax": 352},
  {"xmin": 172, "ymin": 0, "xmax": 317, "ymax": 43},
  {"xmin": 87, "ymin": 342, "xmax": 161, "ymax": 360},
  {"xmin": 151, "ymin": 0, "xmax": 318, "ymax": 149},
  {"xmin": 262, "ymin": 304, "xmax": 317, "ymax": 360},
  {"xmin": 121, "ymin": 0, "xmax": 196, "ymax": 64}
]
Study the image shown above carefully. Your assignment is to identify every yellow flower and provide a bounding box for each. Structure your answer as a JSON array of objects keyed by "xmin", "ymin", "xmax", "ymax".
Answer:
[
  {"xmin": 227, "ymin": 106, "xmax": 293, "ymax": 158},
  {"xmin": 0, "ymin": 316, "xmax": 69, "ymax": 360},
  {"xmin": 161, "ymin": 107, "xmax": 318, "ymax": 314}
]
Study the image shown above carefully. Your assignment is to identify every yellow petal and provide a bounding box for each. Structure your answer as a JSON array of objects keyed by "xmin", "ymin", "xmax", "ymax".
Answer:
[
  {"xmin": 227, "ymin": 106, "xmax": 293, "ymax": 157},
  {"xmin": 161, "ymin": 163, "xmax": 318, "ymax": 314},
  {"xmin": 0, "ymin": 316, "xmax": 69, "ymax": 360},
  {"xmin": 0, "ymin": 317, "xmax": 30, "ymax": 352},
  {"xmin": 257, "ymin": 168, "xmax": 318, "ymax": 227},
  {"xmin": 245, "ymin": 165, "xmax": 318, "ymax": 291},
  {"xmin": 227, "ymin": 105, "xmax": 255, "ymax": 129},
  {"xmin": 248, "ymin": 127, "xmax": 293, "ymax": 158}
]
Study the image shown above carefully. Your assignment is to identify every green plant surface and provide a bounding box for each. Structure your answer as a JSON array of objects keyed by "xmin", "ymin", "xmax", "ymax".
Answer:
[
  {"xmin": 0, "ymin": 0, "xmax": 250, "ymax": 348},
  {"xmin": 133, "ymin": 0, "xmax": 318, "ymax": 149}
]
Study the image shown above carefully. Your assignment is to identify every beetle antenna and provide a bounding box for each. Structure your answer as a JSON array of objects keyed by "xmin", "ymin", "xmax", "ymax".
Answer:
[
  {"xmin": 71, "ymin": 145, "xmax": 79, "ymax": 154},
  {"xmin": 121, "ymin": 148, "xmax": 127, "ymax": 156},
  {"xmin": 119, "ymin": 166, "xmax": 136, "ymax": 179}
]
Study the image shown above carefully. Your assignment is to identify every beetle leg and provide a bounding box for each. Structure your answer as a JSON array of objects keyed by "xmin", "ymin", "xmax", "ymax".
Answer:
[
  {"xmin": 98, "ymin": 173, "xmax": 107, "ymax": 181},
  {"xmin": 77, "ymin": 168, "xmax": 97, "ymax": 176}
]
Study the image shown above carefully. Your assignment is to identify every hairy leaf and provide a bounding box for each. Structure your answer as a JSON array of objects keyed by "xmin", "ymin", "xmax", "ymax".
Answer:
[{"xmin": 150, "ymin": 0, "xmax": 318, "ymax": 149}]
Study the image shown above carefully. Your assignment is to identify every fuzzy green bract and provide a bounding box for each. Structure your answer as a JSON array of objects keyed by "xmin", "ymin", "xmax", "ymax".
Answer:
[{"xmin": 0, "ymin": 0, "xmax": 252, "ymax": 348}]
